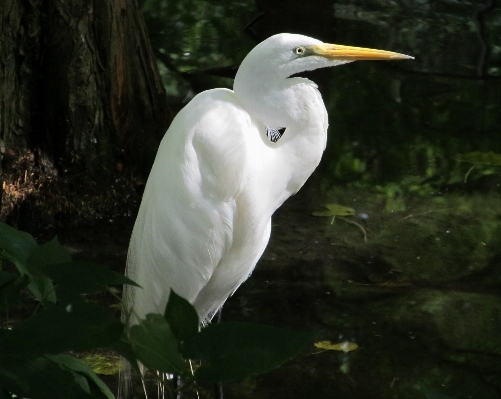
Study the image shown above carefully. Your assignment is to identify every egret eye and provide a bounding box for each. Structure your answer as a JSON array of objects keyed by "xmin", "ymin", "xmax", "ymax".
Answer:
[{"xmin": 293, "ymin": 46, "xmax": 306, "ymax": 56}]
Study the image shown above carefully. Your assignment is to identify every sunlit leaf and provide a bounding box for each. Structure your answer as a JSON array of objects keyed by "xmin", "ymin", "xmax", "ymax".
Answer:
[
  {"xmin": 80, "ymin": 354, "xmax": 121, "ymax": 376},
  {"xmin": 109, "ymin": 334, "xmax": 140, "ymax": 374},
  {"xmin": 314, "ymin": 340, "xmax": 359, "ymax": 352},
  {"xmin": 455, "ymin": 151, "xmax": 501, "ymax": 166},
  {"xmin": 182, "ymin": 322, "xmax": 313, "ymax": 383},
  {"xmin": 129, "ymin": 314, "xmax": 188, "ymax": 374},
  {"xmin": 312, "ymin": 204, "xmax": 355, "ymax": 217},
  {"xmin": 47, "ymin": 354, "xmax": 115, "ymax": 398}
]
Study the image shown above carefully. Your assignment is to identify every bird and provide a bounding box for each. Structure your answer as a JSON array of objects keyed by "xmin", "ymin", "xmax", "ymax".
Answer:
[{"xmin": 123, "ymin": 33, "xmax": 412, "ymax": 327}]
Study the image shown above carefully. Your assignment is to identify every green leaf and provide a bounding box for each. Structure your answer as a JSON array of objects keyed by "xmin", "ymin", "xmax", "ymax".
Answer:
[
  {"xmin": 312, "ymin": 204, "xmax": 355, "ymax": 217},
  {"xmin": 80, "ymin": 354, "xmax": 120, "ymax": 376},
  {"xmin": 314, "ymin": 340, "xmax": 359, "ymax": 352},
  {"xmin": 164, "ymin": 290, "xmax": 199, "ymax": 342},
  {"xmin": 130, "ymin": 314, "xmax": 188, "ymax": 374},
  {"xmin": 0, "ymin": 223, "xmax": 47, "ymax": 303},
  {"xmin": 0, "ymin": 222, "xmax": 38, "ymax": 268},
  {"xmin": 0, "ymin": 302, "xmax": 123, "ymax": 360},
  {"xmin": 47, "ymin": 354, "xmax": 115, "ymax": 399},
  {"xmin": 182, "ymin": 322, "xmax": 314, "ymax": 383},
  {"xmin": 39, "ymin": 261, "xmax": 139, "ymax": 304},
  {"xmin": 24, "ymin": 237, "xmax": 71, "ymax": 304},
  {"xmin": 0, "ymin": 354, "xmax": 113, "ymax": 399},
  {"xmin": 27, "ymin": 237, "xmax": 72, "ymax": 268},
  {"xmin": 455, "ymin": 151, "xmax": 501, "ymax": 165},
  {"xmin": 311, "ymin": 211, "xmax": 335, "ymax": 217}
]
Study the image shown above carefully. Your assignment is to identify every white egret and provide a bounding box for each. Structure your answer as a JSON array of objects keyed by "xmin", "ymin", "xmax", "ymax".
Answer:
[{"xmin": 123, "ymin": 33, "xmax": 411, "ymax": 326}]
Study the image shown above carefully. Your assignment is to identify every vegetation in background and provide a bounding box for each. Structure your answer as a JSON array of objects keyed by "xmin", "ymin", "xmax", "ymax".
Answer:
[
  {"xmin": 137, "ymin": 0, "xmax": 501, "ymax": 210},
  {"xmin": 139, "ymin": 0, "xmax": 256, "ymax": 101}
]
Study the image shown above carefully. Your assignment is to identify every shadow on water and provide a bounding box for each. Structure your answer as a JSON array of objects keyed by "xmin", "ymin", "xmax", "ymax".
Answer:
[{"xmin": 56, "ymin": 1, "xmax": 501, "ymax": 398}]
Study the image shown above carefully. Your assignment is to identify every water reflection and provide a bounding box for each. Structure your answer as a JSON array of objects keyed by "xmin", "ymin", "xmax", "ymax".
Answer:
[{"xmin": 138, "ymin": 1, "xmax": 501, "ymax": 398}]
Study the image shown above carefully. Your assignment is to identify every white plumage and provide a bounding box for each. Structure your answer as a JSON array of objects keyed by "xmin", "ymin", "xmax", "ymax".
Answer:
[{"xmin": 123, "ymin": 33, "xmax": 411, "ymax": 325}]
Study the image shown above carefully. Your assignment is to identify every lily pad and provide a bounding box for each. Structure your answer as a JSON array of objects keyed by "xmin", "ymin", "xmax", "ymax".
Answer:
[
  {"xmin": 312, "ymin": 204, "xmax": 356, "ymax": 217},
  {"xmin": 81, "ymin": 354, "xmax": 121, "ymax": 376},
  {"xmin": 314, "ymin": 341, "xmax": 359, "ymax": 352}
]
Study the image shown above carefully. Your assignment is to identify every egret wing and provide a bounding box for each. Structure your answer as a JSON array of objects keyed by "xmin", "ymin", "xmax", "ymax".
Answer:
[{"xmin": 124, "ymin": 89, "xmax": 254, "ymax": 323}]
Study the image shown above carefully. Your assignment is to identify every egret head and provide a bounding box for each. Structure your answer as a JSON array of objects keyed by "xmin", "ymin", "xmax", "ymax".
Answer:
[
  {"xmin": 233, "ymin": 33, "xmax": 412, "ymax": 128},
  {"xmin": 235, "ymin": 33, "xmax": 413, "ymax": 85}
]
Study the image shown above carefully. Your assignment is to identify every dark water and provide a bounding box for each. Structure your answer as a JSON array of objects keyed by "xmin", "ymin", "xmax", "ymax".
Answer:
[{"xmin": 85, "ymin": 1, "xmax": 501, "ymax": 398}]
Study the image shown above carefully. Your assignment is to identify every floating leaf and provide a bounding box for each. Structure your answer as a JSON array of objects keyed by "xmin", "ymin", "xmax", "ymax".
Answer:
[
  {"xmin": 312, "ymin": 204, "xmax": 355, "ymax": 217},
  {"xmin": 312, "ymin": 204, "xmax": 367, "ymax": 239},
  {"xmin": 455, "ymin": 151, "xmax": 501, "ymax": 166},
  {"xmin": 314, "ymin": 340, "xmax": 359, "ymax": 352}
]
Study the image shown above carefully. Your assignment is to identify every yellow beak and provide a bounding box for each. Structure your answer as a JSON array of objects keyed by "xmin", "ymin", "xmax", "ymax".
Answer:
[{"xmin": 309, "ymin": 43, "xmax": 413, "ymax": 61}]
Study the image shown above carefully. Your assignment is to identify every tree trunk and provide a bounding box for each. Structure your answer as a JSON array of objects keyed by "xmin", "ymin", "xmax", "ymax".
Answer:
[{"xmin": 0, "ymin": 0, "xmax": 168, "ymax": 227}]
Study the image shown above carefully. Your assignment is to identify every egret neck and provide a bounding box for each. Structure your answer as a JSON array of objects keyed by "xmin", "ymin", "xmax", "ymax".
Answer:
[{"xmin": 234, "ymin": 54, "xmax": 331, "ymax": 207}]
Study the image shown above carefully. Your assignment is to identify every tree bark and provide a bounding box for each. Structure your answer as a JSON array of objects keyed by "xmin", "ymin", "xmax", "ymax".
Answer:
[{"xmin": 0, "ymin": 0, "xmax": 168, "ymax": 225}]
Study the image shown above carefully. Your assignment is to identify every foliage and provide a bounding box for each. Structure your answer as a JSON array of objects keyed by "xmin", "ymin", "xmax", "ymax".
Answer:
[
  {"xmin": 314, "ymin": 341, "xmax": 359, "ymax": 352},
  {"xmin": 138, "ymin": 0, "xmax": 501, "ymax": 204},
  {"xmin": 0, "ymin": 223, "xmax": 313, "ymax": 398},
  {"xmin": 130, "ymin": 291, "xmax": 313, "ymax": 393},
  {"xmin": 455, "ymin": 151, "xmax": 501, "ymax": 182},
  {"xmin": 181, "ymin": 320, "xmax": 312, "ymax": 383},
  {"xmin": 139, "ymin": 0, "xmax": 256, "ymax": 100},
  {"xmin": 319, "ymin": 61, "xmax": 501, "ymax": 203},
  {"xmin": 0, "ymin": 222, "xmax": 133, "ymax": 399},
  {"xmin": 311, "ymin": 204, "xmax": 355, "ymax": 218},
  {"xmin": 455, "ymin": 151, "xmax": 501, "ymax": 166},
  {"xmin": 140, "ymin": 0, "xmax": 254, "ymax": 69},
  {"xmin": 312, "ymin": 204, "xmax": 368, "ymax": 241}
]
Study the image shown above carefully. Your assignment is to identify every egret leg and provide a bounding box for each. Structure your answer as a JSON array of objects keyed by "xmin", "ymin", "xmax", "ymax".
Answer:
[
  {"xmin": 214, "ymin": 382, "xmax": 224, "ymax": 399},
  {"xmin": 214, "ymin": 308, "xmax": 224, "ymax": 399},
  {"xmin": 174, "ymin": 374, "xmax": 182, "ymax": 399}
]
